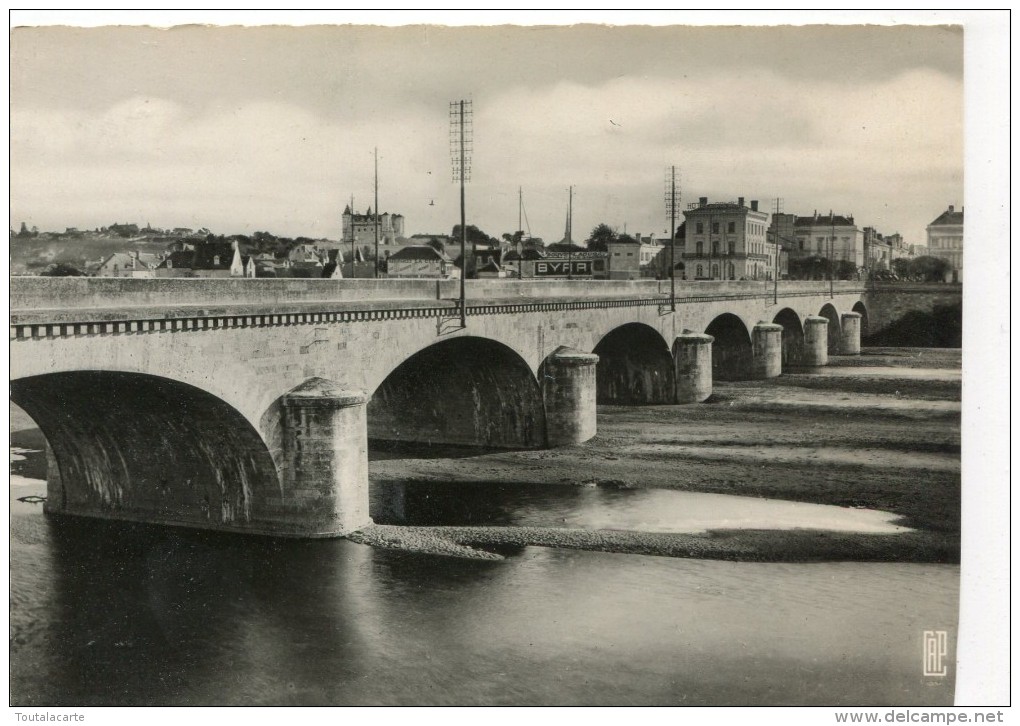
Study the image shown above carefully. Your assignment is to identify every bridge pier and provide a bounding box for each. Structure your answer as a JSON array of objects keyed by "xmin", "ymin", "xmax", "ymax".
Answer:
[
  {"xmin": 751, "ymin": 323, "xmax": 783, "ymax": 379},
  {"xmin": 542, "ymin": 347, "xmax": 599, "ymax": 447},
  {"xmin": 801, "ymin": 316, "xmax": 830, "ymax": 367},
  {"xmin": 280, "ymin": 379, "xmax": 372, "ymax": 536},
  {"xmin": 840, "ymin": 312, "xmax": 862, "ymax": 355},
  {"xmin": 672, "ymin": 333, "xmax": 714, "ymax": 403}
]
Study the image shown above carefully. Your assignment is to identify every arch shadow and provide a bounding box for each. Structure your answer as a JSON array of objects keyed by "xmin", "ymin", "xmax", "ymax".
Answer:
[
  {"xmin": 10, "ymin": 372, "xmax": 281, "ymax": 531},
  {"xmin": 852, "ymin": 301, "xmax": 869, "ymax": 338},
  {"xmin": 819, "ymin": 304, "xmax": 841, "ymax": 354},
  {"xmin": 367, "ymin": 336, "xmax": 547, "ymax": 449},
  {"xmin": 705, "ymin": 313, "xmax": 753, "ymax": 381},
  {"xmin": 592, "ymin": 323, "xmax": 674, "ymax": 405},
  {"xmin": 772, "ymin": 308, "xmax": 804, "ymax": 368}
]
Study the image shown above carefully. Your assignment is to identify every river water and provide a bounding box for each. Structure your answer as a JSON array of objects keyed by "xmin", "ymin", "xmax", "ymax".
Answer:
[
  {"xmin": 9, "ymin": 395, "xmax": 958, "ymax": 706},
  {"xmin": 370, "ymin": 479, "xmax": 911, "ymax": 534},
  {"xmin": 11, "ymin": 470, "xmax": 957, "ymax": 706}
]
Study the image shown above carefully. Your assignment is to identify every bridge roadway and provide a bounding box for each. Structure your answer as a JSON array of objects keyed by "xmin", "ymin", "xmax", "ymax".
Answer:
[{"xmin": 10, "ymin": 277, "xmax": 870, "ymax": 538}]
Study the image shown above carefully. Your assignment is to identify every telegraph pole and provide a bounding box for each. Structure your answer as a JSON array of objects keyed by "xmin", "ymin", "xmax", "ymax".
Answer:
[
  {"xmin": 349, "ymin": 194, "xmax": 355, "ymax": 278},
  {"xmin": 773, "ymin": 197, "xmax": 783, "ymax": 305},
  {"xmin": 450, "ymin": 100, "xmax": 473, "ymax": 327},
  {"xmin": 567, "ymin": 185, "xmax": 574, "ymax": 280},
  {"xmin": 664, "ymin": 166, "xmax": 680, "ymax": 311},
  {"xmin": 518, "ymin": 186, "xmax": 524, "ymax": 280},
  {"xmin": 708, "ymin": 211, "xmax": 714, "ymax": 280},
  {"xmin": 829, "ymin": 211, "xmax": 835, "ymax": 298},
  {"xmin": 518, "ymin": 186, "xmax": 523, "ymax": 239},
  {"xmin": 373, "ymin": 147, "xmax": 380, "ymax": 279}
]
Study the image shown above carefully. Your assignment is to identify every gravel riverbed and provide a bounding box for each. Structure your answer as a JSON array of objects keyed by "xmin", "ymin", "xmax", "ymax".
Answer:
[{"xmin": 357, "ymin": 348, "xmax": 961, "ymax": 562}]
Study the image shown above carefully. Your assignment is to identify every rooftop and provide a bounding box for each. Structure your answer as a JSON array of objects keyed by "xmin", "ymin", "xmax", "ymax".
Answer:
[
  {"xmin": 389, "ymin": 245, "xmax": 451, "ymax": 262},
  {"xmin": 795, "ymin": 213, "xmax": 856, "ymax": 227},
  {"xmin": 929, "ymin": 206, "xmax": 964, "ymax": 226}
]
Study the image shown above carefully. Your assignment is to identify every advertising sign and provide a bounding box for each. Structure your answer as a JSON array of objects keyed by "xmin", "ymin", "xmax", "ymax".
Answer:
[{"xmin": 534, "ymin": 259, "xmax": 594, "ymax": 276}]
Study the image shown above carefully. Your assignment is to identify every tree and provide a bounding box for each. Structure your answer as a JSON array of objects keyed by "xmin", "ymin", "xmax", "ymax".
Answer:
[
  {"xmin": 891, "ymin": 258, "xmax": 912, "ymax": 278},
  {"xmin": 586, "ymin": 223, "xmax": 617, "ymax": 252},
  {"xmin": 426, "ymin": 237, "xmax": 446, "ymax": 254},
  {"xmin": 909, "ymin": 255, "xmax": 951, "ymax": 282},
  {"xmin": 789, "ymin": 256, "xmax": 820, "ymax": 280},
  {"xmin": 40, "ymin": 262, "xmax": 85, "ymax": 277},
  {"xmin": 451, "ymin": 224, "xmax": 496, "ymax": 246},
  {"xmin": 834, "ymin": 260, "xmax": 858, "ymax": 280}
]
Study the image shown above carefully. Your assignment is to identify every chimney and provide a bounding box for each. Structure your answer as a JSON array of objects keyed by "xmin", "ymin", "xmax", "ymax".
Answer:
[
  {"xmin": 738, "ymin": 197, "xmax": 745, "ymax": 207},
  {"xmin": 948, "ymin": 205, "xmax": 954, "ymax": 213},
  {"xmin": 751, "ymin": 200, "xmax": 759, "ymax": 212},
  {"xmin": 699, "ymin": 197, "xmax": 708, "ymax": 207}
]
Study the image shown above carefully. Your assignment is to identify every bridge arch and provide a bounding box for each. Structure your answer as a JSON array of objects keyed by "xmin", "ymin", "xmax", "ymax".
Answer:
[
  {"xmin": 10, "ymin": 371, "xmax": 282, "ymax": 531},
  {"xmin": 705, "ymin": 313, "xmax": 753, "ymax": 381},
  {"xmin": 852, "ymin": 301, "xmax": 869, "ymax": 338},
  {"xmin": 11, "ymin": 351, "xmax": 270, "ymax": 436},
  {"xmin": 592, "ymin": 323, "xmax": 674, "ymax": 404},
  {"xmin": 818, "ymin": 303, "xmax": 842, "ymax": 354},
  {"xmin": 367, "ymin": 336, "xmax": 546, "ymax": 449},
  {"xmin": 772, "ymin": 308, "xmax": 805, "ymax": 368}
]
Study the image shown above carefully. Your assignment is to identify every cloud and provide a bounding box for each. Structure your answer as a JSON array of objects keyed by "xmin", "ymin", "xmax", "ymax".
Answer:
[{"xmin": 10, "ymin": 64, "xmax": 961, "ymax": 246}]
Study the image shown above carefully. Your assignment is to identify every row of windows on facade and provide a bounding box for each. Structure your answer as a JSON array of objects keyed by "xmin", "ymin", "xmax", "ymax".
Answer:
[
  {"xmin": 693, "ymin": 221, "xmax": 765, "ymax": 235},
  {"xmin": 792, "ymin": 236, "xmax": 851, "ymax": 253},
  {"xmin": 691, "ymin": 263, "xmax": 771, "ymax": 279},
  {"xmin": 689, "ymin": 241, "xmax": 746, "ymax": 255},
  {"xmin": 930, "ymin": 238, "xmax": 963, "ymax": 249}
]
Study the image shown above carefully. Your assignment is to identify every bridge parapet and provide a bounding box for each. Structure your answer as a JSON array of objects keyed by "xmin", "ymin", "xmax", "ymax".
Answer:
[{"xmin": 11, "ymin": 277, "xmax": 866, "ymax": 323}]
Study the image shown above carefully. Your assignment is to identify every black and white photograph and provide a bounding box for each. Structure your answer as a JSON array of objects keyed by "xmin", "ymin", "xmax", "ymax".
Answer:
[{"xmin": 7, "ymin": 10, "xmax": 1008, "ymax": 713}]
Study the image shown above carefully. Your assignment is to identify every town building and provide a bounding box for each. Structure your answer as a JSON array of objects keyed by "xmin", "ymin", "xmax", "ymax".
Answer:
[
  {"xmin": 288, "ymin": 242, "xmax": 324, "ymax": 266},
  {"xmin": 500, "ymin": 246, "xmax": 546, "ymax": 279},
  {"xmin": 153, "ymin": 250, "xmax": 195, "ymax": 277},
  {"xmin": 93, "ymin": 250, "xmax": 162, "ymax": 278},
  {"xmin": 767, "ymin": 213, "xmax": 798, "ymax": 257},
  {"xmin": 342, "ymin": 205, "xmax": 406, "ymax": 261},
  {"xmin": 606, "ymin": 235, "xmax": 665, "ymax": 280},
  {"xmin": 385, "ymin": 245, "xmax": 455, "ymax": 279},
  {"xmin": 885, "ymin": 233, "xmax": 910, "ymax": 261},
  {"xmin": 230, "ymin": 241, "xmax": 257, "ymax": 278},
  {"xmin": 926, "ymin": 205, "xmax": 963, "ymax": 282},
  {"xmin": 682, "ymin": 197, "xmax": 776, "ymax": 280},
  {"xmin": 475, "ymin": 258, "xmax": 509, "ymax": 278},
  {"xmin": 188, "ymin": 242, "xmax": 234, "ymax": 278},
  {"xmin": 793, "ymin": 212, "xmax": 865, "ymax": 270},
  {"xmin": 863, "ymin": 227, "xmax": 894, "ymax": 272}
]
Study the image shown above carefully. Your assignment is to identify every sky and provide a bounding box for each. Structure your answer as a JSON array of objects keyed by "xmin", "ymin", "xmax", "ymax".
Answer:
[{"xmin": 10, "ymin": 15, "xmax": 965, "ymax": 247}]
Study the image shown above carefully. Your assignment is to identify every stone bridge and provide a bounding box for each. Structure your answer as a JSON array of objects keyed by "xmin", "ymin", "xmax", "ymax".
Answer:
[{"xmin": 11, "ymin": 277, "xmax": 877, "ymax": 538}]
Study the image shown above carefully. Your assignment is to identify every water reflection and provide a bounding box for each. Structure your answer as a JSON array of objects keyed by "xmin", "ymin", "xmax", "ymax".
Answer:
[
  {"xmin": 371, "ymin": 480, "xmax": 909, "ymax": 534},
  {"xmin": 10, "ymin": 442, "xmax": 956, "ymax": 706},
  {"xmin": 804, "ymin": 367, "xmax": 960, "ymax": 380},
  {"xmin": 10, "ymin": 491, "xmax": 958, "ymax": 706}
]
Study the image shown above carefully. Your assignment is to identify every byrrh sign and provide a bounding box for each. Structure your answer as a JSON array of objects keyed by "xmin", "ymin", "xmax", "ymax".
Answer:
[
  {"xmin": 534, "ymin": 251, "xmax": 608, "ymax": 277},
  {"xmin": 535, "ymin": 259, "xmax": 595, "ymax": 276}
]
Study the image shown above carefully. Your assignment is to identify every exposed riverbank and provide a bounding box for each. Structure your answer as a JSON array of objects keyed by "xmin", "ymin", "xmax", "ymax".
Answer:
[{"xmin": 359, "ymin": 348, "xmax": 960, "ymax": 561}]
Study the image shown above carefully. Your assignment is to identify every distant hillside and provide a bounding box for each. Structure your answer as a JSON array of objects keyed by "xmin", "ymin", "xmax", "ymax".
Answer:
[
  {"xmin": 9, "ymin": 233, "xmax": 176, "ymax": 274},
  {"xmin": 9, "ymin": 230, "xmax": 344, "ymax": 275}
]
